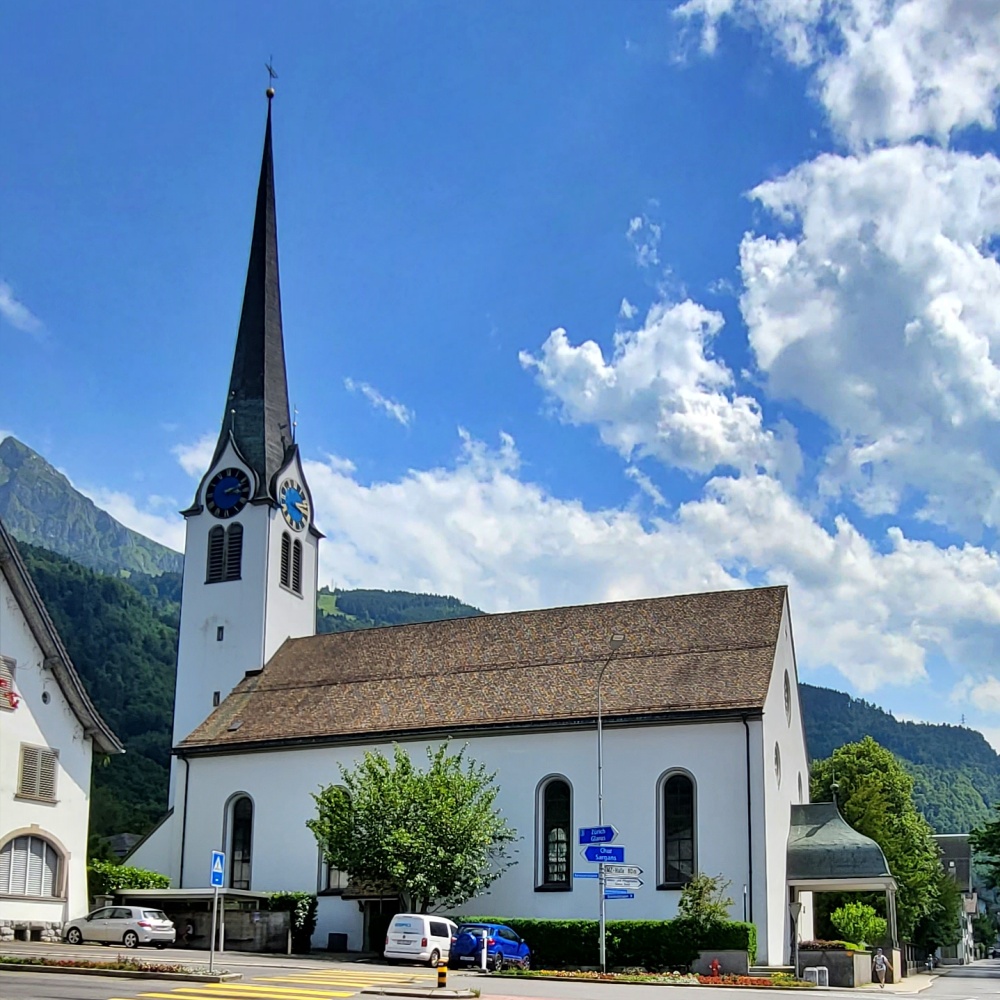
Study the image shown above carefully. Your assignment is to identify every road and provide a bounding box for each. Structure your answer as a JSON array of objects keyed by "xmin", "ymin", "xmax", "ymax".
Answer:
[{"xmin": 1, "ymin": 943, "xmax": 998, "ymax": 1000}]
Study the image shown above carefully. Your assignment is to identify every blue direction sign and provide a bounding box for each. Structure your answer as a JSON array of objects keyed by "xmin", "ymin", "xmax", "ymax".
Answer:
[
  {"xmin": 210, "ymin": 850, "xmax": 225, "ymax": 888},
  {"xmin": 583, "ymin": 844, "xmax": 625, "ymax": 863},
  {"xmin": 604, "ymin": 890, "xmax": 635, "ymax": 900},
  {"xmin": 573, "ymin": 871, "xmax": 599, "ymax": 879},
  {"xmin": 578, "ymin": 825, "xmax": 618, "ymax": 845}
]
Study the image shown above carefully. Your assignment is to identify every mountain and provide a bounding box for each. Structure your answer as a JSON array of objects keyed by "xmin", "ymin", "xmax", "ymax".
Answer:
[
  {"xmin": 0, "ymin": 435, "xmax": 182, "ymax": 576},
  {"xmin": 801, "ymin": 683, "xmax": 1000, "ymax": 834},
  {"xmin": 316, "ymin": 586, "xmax": 483, "ymax": 632}
]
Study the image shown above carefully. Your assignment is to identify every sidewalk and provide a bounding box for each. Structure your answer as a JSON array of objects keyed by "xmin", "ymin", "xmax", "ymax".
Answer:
[{"xmin": 858, "ymin": 972, "xmax": 936, "ymax": 992}]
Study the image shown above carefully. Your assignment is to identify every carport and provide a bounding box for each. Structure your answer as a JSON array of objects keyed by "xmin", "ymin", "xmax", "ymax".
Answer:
[{"xmin": 106, "ymin": 888, "xmax": 280, "ymax": 952}]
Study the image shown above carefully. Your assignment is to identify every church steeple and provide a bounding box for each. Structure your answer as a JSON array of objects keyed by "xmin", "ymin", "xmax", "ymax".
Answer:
[{"xmin": 210, "ymin": 91, "xmax": 294, "ymax": 503}]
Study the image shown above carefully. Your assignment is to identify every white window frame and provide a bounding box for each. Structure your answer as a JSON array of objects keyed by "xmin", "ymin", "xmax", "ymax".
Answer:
[{"xmin": 0, "ymin": 834, "xmax": 62, "ymax": 897}]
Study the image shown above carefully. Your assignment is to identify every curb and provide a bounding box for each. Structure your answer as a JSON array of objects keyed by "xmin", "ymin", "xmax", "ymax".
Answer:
[
  {"xmin": 360, "ymin": 989, "xmax": 475, "ymax": 998},
  {"xmin": 495, "ymin": 973, "xmax": 816, "ymax": 990},
  {"xmin": 0, "ymin": 962, "xmax": 241, "ymax": 982}
]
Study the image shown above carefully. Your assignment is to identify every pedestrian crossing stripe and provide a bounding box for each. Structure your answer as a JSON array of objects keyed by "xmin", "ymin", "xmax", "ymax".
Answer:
[
  {"xmin": 134, "ymin": 992, "xmax": 352, "ymax": 1000},
  {"xmin": 155, "ymin": 987, "xmax": 354, "ymax": 996}
]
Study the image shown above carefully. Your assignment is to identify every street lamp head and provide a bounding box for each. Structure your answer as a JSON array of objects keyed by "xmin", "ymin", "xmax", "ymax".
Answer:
[{"xmin": 609, "ymin": 633, "xmax": 625, "ymax": 650}]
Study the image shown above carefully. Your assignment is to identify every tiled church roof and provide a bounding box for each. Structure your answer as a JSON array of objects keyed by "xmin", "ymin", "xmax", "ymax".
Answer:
[{"xmin": 180, "ymin": 584, "xmax": 788, "ymax": 752}]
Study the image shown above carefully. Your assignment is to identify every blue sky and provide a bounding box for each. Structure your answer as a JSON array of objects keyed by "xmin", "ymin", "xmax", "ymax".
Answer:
[{"xmin": 4, "ymin": 1, "xmax": 1000, "ymax": 744}]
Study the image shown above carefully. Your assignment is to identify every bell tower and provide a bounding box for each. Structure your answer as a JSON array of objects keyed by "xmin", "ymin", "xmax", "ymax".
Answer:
[{"xmin": 171, "ymin": 90, "xmax": 320, "ymax": 748}]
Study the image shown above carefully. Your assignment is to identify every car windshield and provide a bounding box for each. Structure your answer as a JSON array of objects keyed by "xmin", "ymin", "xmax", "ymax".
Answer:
[
  {"xmin": 458, "ymin": 924, "xmax": 490, "ymax": 934},
  {"xmin": 143, "ymin": 910, "xmax": 169, "ymax": 920}
]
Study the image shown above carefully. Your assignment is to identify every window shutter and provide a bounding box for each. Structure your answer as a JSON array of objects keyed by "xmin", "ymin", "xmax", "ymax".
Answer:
[
  {"xmin": 291, "ymin": 540, "xmax": 302, "ymax": 594},
  {"xmin": 0, "ymin": 656, "xmax": 15, "ymax": 710},
  {"xmin": 280, "ymin": 533, "xmax": 291, "ymax": 588},
  {"xmin": 10, "ymin": 837, "xmax": 28, "ymax": 893},
  {"xmin": 18, "ymin": 745, "xmax": 58, "ymax": 800},
  {"xmin": 26, "ymin": 838, "xmax": 44, "ymax": 895},
  {"xmin": 207, "ymin": 527, "xmax": 225, "ymax": 583},
  {"xmin": 225, "ymin": 523, "xmax": 243, "ymax": 580},
  {"xmin": 41, "ymin": 842, "xmax": 57, "ymax": 896},
  {"xmin": 0, "ymin": 837, "xmax": 59, "ymax": 897},
  {"xmin": 0, "ymin": 838, "xmax": 11, "ymax": 892}
]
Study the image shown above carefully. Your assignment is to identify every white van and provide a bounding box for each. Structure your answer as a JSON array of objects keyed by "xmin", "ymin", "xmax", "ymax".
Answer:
[{"xmin": 384, "ymin": 913, "xmax": 457, "ymax": 966}]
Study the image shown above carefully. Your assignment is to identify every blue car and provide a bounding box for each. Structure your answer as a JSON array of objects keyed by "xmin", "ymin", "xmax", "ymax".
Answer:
[{"xmin": 448, "ymin": 922, "xmax": 531, "ymax": 971}]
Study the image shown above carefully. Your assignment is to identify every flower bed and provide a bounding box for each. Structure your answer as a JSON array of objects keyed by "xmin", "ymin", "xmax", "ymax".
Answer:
[
  {"xmin": 498, "ymin": 968, "xmax": 699, "ymax": 984},
  {"xmin": 0, "ymin": 953, "xmax": 194, "ymax": 974}
]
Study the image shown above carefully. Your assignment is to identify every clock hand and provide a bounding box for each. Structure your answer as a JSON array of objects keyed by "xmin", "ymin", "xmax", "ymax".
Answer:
[{"xmin": 294, "ymin": 501, "xmax": 309, "ymax": 514}]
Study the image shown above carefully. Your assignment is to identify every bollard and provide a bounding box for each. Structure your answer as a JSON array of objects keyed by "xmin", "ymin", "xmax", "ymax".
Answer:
[{"xmin": 437, "ymin": 962, "xmax": 448, "ymax": 988}]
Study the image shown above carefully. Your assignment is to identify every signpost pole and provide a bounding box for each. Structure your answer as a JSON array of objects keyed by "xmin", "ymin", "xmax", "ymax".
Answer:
[
  {"xmin": 209, "ymin": 884, "xmax": 218, "ymax": 974},
  {"xmin": 597, "ymin": 664, "xmax": 606, "ymax": 975}
]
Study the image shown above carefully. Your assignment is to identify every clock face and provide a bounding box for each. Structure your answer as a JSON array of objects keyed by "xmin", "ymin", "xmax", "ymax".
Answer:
[
  {"xmin": 206, "ymin": 468, "xmax": 251, "ymax": 519},
  {"xmin": 279, "ymin": 477, "xmax": 309, "ymax": 531}
]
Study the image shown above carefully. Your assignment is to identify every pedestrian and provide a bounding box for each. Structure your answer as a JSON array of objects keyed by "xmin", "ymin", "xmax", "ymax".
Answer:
[{"xmin": 872, "ymin": 947, "xmax": 892, "ymax": 988}]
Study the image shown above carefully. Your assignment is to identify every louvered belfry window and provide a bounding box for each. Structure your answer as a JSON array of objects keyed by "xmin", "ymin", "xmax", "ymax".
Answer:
[
  {"xmin": 280, "ymin": 532, "xmax": 291, "ymax": 588},
  {"xmin": 18, "ymin": 744, "xmax": 58, "ymax": 801},
  {"xmin": 0, "ymin": 835, "xmax": 60, "ymax": 896},
  {"xmin": 291, "ymin": 539, "xmax": 302, "ymax": 595},
  {"xmin": 207, "ymin": 526, "xmax": 226, "ymax": 583},
  {"xmin": 225, "ymin": 523, "xmax": 243, "ymax": 581}
]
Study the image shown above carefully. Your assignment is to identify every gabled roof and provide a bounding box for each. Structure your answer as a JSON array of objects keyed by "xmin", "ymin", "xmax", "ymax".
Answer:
[
  {"xmin": 0, "ymin": 518, "xmax": 123, "ymax": 754},
  {"xmin": 201, "ymin": 94, "xmax": 294, "ymax": 507},
  {"xmin": 180, "ymin": 584, "xmax": 788, "ymax": 754}
]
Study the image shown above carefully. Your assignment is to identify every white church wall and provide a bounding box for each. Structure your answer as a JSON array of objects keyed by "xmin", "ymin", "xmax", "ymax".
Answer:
[
  {"xmin": 0, "ymin": 573, "xmax": 93, "ymax": 924},
  {"xmin": 178, "ymin": 718, "xmax": 758, "ymax": 952},
  {"xmin": 759, "ymin": 599, "xmax": 812, "ymax": 964}
]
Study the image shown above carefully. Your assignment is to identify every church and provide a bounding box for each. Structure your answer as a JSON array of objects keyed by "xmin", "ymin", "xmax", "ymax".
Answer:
[{"xmin": 129, "ymin": 92, "xmax": 816, "ymax": 967}]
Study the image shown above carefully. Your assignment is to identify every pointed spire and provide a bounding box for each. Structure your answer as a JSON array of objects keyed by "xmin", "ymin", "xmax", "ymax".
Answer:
[{"xmin": 212, "ymin": 91, "xmax": 294, "ymax": 501}]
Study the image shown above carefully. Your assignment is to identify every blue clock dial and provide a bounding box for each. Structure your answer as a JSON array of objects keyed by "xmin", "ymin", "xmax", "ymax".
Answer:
[
  {"xmin": 206, "ymin": 468, "xmax": 251, "ymax": 519},
  {"xmin": 279, "ymin": 477, "xmax": 309, "ymax": 531}
]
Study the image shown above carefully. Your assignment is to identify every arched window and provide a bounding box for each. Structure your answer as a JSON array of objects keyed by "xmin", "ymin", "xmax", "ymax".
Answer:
[
  {"xmin": 206, "ymin": 526, "xmax": 225, "ymax": 583},
  {"xmin": 0, "ymin": 835, "xmax": 61, "ymax": 897},
  {"xmin": 280, "ymin": 533, "xmax": 291, "ymax": 588},
  {"xmin": 659, "ymin": 771, "xmax": 695, "ymax": 888},
  {"xmin": 536, "ymin": 776, "xmax": 571, "ymax": 889},
  {"xmin": 225, "ymin": 523, "xmax": 243, "ymax": 581},
  {"xmin": 228, "ymin": 796, "xmax": 253, "ymax": 890},
  {"xmin": 291, "ymin": 539, "xmax": 302, "ymax": 595}
]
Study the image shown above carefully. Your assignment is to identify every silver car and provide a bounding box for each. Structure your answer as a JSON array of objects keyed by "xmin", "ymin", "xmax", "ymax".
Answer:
[{"xmin": 64, "ymin": 905, "xmax": 176, "ymax": 948}]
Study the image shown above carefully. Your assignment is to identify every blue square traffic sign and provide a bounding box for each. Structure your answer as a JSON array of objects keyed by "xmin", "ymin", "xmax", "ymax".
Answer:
[{"xmin": 210, "ymin": 850, "xmax": 226, "ymax": 888}]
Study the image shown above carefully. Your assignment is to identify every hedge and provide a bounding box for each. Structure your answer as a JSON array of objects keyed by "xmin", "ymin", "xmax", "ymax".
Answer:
[
  {"xmin": 87, "ymin": 860, "xmax": 170, "ymax": 899},
  {"xmin": 455, "ymin": 915, "xmax": 756, "ymax": 971}
]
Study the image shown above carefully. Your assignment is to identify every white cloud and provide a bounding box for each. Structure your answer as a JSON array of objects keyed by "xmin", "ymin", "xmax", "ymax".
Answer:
[
  {"xmin": 625, "ymin": 465, "xmax": 667, "ymax": 507},
  {"xmin": 0, "ymin": 280, "xmax": 43, "ymax": 336},
  {"xmin": 299, "ymin": 430, "xmax": 1000, "ymax": 693},
  {"xmin": 619, "ymin": 298, "xmax": 638, "ymax": 320},
  {"xmin": 676, "ymin": 0, "xmax": 1000, "ymax": 148},
  {"xmin": 520, "ymin": 298, "xmax": 794, "ymax": 477},
  {"xmin": 78, "ymin": 486, "xmax": 185, "ymax": 553},
  {"xmin": 626, "ymin": 215, "xmax": 662, "ymax": 268},
  {"xmin": 952, "ymin": 675, "xmax": 1000, "ymax": 714},
  {"xmin": 739, "ymin": 144, "xmax": 1000, "ymax": 529},
  {"xmin": 344, "ymin": 378, "xmax": 414, "ymax": 427},
  {"xmin": 173, "ymin": 435, "xmax": 216, "ymax": 478}
]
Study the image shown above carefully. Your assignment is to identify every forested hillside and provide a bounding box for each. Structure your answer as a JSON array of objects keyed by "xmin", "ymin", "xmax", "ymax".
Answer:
[
  {"xmin": 316, "ymin": 586, "xmax": 482, "ymax": 632},
  {"xmin": 0, "ymin": 436, "xmax": 183, "ymax": 576},
  {"xmin": 801, "ymin": 684, "xmax": 1000, "ymax": 833}
]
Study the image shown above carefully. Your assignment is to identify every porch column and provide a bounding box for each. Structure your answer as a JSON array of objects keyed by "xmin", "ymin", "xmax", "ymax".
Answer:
[{"xmin": 885, "ymin": 887, "xmax": 898, "ymax": 948}]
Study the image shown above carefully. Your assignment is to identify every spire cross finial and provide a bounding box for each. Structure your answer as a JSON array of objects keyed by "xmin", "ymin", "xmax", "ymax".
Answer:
[{"xmin": 265, "ymin": 58, "xmax": 278, "ymax": 99}]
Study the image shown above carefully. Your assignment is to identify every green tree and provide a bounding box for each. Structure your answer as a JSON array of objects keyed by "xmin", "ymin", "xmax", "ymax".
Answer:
[
  {"xmin": 912, "ymin": 871, "xmax": 963, "ymax": 953},
  {"xmin": 677, "ymin": 873, "xmax": 734, "ymax": 928},
  {"xmin": 811, "ymin": 736, "xmax": 944, "ymax": 939},
  {"xmin": 971, "ymin": 803, "xmax": 1000, "ymax": 887},
  {"xmin": 307, "ymin": 743, "xmax": 517, "ymax": 912},
  {"xmin": 829, "ymin": 902, "xmax": 887, "ymax": 948}
]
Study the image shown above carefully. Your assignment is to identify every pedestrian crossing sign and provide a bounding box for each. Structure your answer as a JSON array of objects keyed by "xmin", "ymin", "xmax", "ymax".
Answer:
[{"xmin": 210, "ymin": 850, "xmax": 225, "ymax": 887}]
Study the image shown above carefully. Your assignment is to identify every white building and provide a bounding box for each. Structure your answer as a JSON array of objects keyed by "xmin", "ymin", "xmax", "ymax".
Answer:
[
  {"xmin": 0, "ymin": 519, "xmax": 123, "ymax": 938},
  {"xmin": 130, "ymin": 93, "xmax": 816, "ymax": 966}
]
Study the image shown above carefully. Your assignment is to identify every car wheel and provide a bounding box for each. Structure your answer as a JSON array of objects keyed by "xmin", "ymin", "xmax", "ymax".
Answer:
[
  {"xmin": 492, "ymin": 952, "xmax": 504, "ymax": 972},
  {"xmin": 428, "ymin": 949, "xmax": 441, "ymax": 968},
  {"xmin": 66, "ymin": 927, "xmax": 83, "ymax": 945},
  {"xmin": 522, "ymin": 954, "xmax": 530, "ymax": 970},
  {"xmin": 123, "ymin": 931, "xmax": 139, "ymax": 949}
]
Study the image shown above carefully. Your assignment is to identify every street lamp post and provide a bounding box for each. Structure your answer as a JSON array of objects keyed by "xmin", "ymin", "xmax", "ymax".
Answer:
[
  {"xmin": 789, "ymin": 900, "xmax": 802, "ymax": 979},
  {"xmin": 597, "ymin": 633, "xmax": 625, "ymax": 974}
]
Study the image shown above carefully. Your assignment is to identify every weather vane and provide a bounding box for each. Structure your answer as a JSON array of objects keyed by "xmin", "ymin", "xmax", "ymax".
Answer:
[{"xmin": 265, "ymin": 57, "xmax": 278, "ymax": 99}]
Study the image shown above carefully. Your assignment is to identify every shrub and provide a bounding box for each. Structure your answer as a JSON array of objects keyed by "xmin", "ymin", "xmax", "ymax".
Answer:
[
  {"xmin": 268, "ymin": 892, "xmax": 317, "ymax": 953},
  {"xmin": 87, "ymin": 860, "xmax": 170, "ymax": 899},
  {"xmin": 829, "ymin": 903, "xmax": 887, "ymax": 949},
  {"xmin": 678, "ymin": 873, "xmax": 734, "ymax": 928},
  {"xmin": 455, "ymin": 915, "xmax": 756, "ymax": 970}
]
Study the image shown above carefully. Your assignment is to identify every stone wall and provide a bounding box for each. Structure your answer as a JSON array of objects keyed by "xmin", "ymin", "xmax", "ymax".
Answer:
[{"xmin": 0, "ymin": 919, "xmax": 64, "ymax": 943}]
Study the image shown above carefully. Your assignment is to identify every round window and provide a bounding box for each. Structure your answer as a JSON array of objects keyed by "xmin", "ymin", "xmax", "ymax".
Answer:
[
  {"xmin": 784, "ymin": 671, "xmax": 791, "ymax": 724},
  {"xmin": 41, "ymin": 691, "xmax": 51, "ymax": 705},
  {"xmin": 774, "ymin": 742, "xmax": 782, "ymax": 786}
]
